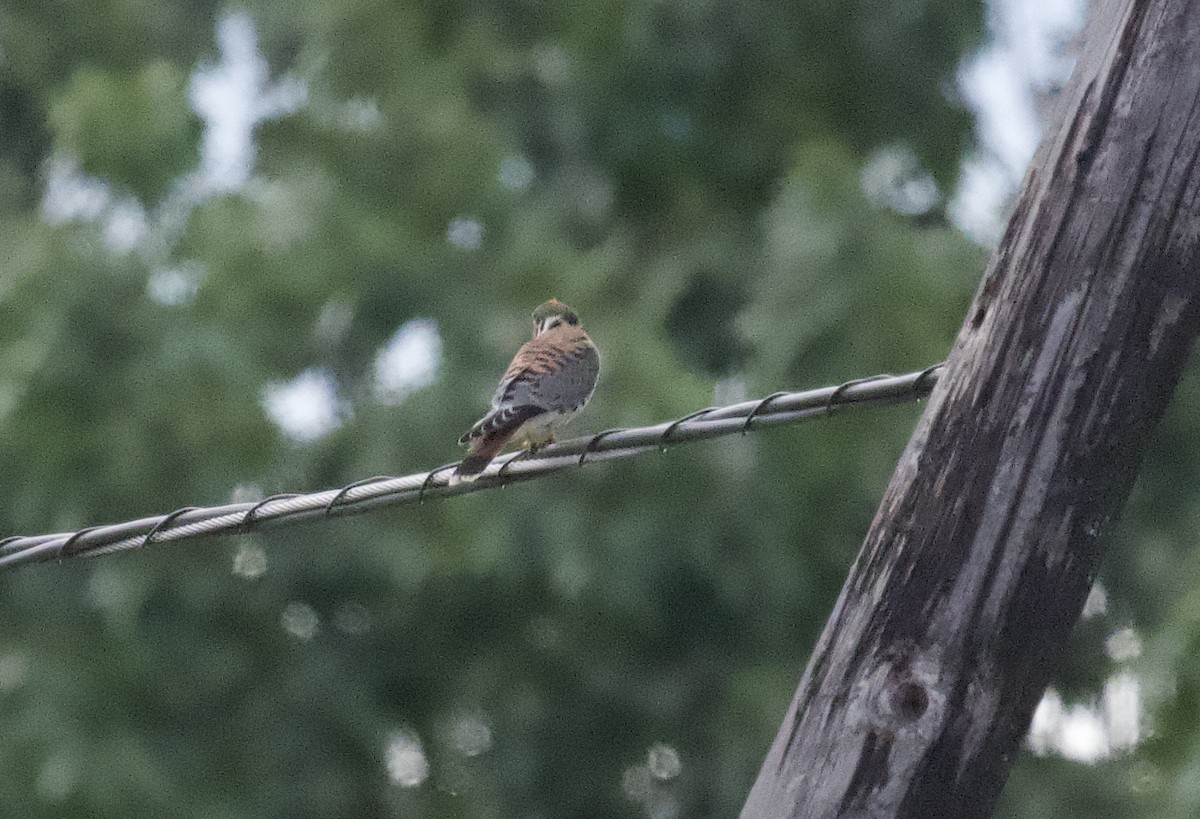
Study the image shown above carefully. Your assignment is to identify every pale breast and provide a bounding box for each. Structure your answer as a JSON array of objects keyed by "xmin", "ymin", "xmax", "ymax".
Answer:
[{"xmin": 512, "ymin": 408, "xmax": 578, "ymax": 448}]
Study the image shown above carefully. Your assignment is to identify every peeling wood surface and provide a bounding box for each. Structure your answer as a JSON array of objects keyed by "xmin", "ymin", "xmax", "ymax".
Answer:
[{"xmin": 741, "ymin": 1, "xmax": 1200, "ymax": 817}]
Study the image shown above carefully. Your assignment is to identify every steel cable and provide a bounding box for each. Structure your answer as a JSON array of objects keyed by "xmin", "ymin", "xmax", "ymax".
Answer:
[{"xmin": 0, "ymin": 364, "xmax": 943, "ymax": 570}]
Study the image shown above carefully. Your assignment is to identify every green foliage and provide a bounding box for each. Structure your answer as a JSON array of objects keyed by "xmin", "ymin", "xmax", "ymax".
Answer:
[
  {"xmin": 48, "ymin": 62, "xmax": 199, "ymax": 203},
  {"xmin": 7, "ymin": 0, "xmax": 1198, "ymax": 817}
]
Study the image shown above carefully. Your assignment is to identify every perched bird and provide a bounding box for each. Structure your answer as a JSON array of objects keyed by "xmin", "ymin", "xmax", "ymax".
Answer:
[{"xmin": 451, "ymin": 299, "xmax": 600, "ymax": 485}]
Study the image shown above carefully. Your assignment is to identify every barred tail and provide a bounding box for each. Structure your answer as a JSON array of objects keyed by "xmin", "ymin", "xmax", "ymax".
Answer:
[
  {"xmin": 450, "ymin": 434, "xmax": 512, "ymax": 485},
  {"xmin": 450, "ymin": 406, "xmax": 544, "ymax": 485}
]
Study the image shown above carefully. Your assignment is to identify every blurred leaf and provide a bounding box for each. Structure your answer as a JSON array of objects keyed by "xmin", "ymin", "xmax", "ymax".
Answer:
[{"xmin": 48, "ymin": 61, "xmax": 198, "ymax": 203}]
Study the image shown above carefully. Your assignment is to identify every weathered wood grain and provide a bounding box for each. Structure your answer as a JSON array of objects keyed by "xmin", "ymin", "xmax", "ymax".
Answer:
[{"xmin": 742, "ymin": 1, "xmax": 1200, "ymax": 816}]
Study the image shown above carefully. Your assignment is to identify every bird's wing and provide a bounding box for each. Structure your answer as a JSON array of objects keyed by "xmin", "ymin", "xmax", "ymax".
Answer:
[
  {"xmin": 490, "ymin": 326, "xmax": 599, "ymax": 411},
  {"xmin": 458, "ymin": 403, "xmax": 546, "ymax": 446},
  {"xmin": 459, "ymin": 325, "xmax": 598, "ymax": 445},
  {"xmin": 452, "ymin": 403, "xmax": 546, "ymax": 481}
]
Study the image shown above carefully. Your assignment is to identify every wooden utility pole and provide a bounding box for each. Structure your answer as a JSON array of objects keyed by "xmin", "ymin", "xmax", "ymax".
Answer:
[{"xmin": 742, "ymin": 1, "xmax": 1200, "ymax": 816}]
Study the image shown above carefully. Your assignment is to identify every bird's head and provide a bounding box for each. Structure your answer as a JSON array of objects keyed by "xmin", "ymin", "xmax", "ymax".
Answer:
[{"xmin": 532, "ymin": 299, "xmax": 580, "ymax": 336}]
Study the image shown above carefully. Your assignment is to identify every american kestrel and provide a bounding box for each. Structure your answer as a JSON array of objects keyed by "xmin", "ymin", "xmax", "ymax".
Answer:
[{"xmin": 451, "ymin": 299, "xmax": 600, "ymax": 484}]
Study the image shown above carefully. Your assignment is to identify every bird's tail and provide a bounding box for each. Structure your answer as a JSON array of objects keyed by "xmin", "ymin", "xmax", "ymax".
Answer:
[
  {"xmin": 450, "ymin": 434, "xmax": 512, "ymax": 485},
  {"xmin": 450, "ymin": 406, "xmax": 544, "ymax": 485}
]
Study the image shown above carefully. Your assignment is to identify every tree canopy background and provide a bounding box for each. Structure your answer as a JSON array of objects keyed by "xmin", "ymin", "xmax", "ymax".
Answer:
[{"xmin": 3, "ymin": 1, "xmax": 1200, "ymax": 816}]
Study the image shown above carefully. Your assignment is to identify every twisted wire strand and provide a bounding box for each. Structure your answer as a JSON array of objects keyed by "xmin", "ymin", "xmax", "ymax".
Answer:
[{"xmin": 0, "ymin": 364, "xmax": 943, "ymax": 570}]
